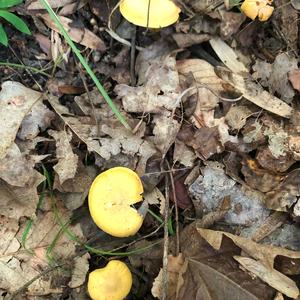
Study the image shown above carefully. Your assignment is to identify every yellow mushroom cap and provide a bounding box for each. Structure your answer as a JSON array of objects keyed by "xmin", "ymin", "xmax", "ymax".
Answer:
[
  {"xmin": 88, "ymin": 260, "xmax": 132, "ymax": 300},
  {"xmin": 241, "ymin": 0, "xmax": 274, "ymax": 21},
  {"xmin": 88, "ymin": 167, "xmax": 144, "ymax": 237},
  {"xmin": 119, "ymin": 0, "xmax": 181, "ymax": 29}
]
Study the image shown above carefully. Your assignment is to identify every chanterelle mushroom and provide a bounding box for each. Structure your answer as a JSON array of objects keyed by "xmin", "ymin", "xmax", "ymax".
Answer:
[
  {"xmin": 119, "ymin": 0, "xmax": 181, "ymax": 28},
  {"xmin": 88, "ymin": 167, "xmax": 144, "ymax": 237},
  {"xmin": 88, "ymin": 260, "xmax": 132, "ymax": 300}
]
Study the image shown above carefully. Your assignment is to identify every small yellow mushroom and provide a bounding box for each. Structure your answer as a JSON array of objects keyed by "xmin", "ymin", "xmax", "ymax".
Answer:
[
  {"xmin": 88, "ymin": 260, "xmax": 132, "ymax": 300},
  {"xmin": 241, "ymin": 0, "xmax": 274, "ymax": 21},
  {"xmin": 119, "ymin": 0, "xmax": 181, "ymax": 28},
  {"xmin": 88, "ymin": 167, "xmax": 144, "ymax": 237}
]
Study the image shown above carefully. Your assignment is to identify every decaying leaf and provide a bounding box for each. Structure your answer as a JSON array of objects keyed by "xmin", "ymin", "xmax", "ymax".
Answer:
[
  {"xmin": 0, "ymin": 207, "xmax": 85, "ymax": 295},
  {"xmin": 151, "ymin": 254, "xmax": 186, "ymax": 299},
  {"xmin": 151, "ymin": 113, "xmax": 181, "ymax": 155},
  {"xmin": 225, "ymin": 105, "xmax": 255, "ymax": 130},
  {"xmin": 17, "ymin": 102, "xmax": 55, "ymax": 141},
  {"xmin": 265, "ymin": 169, "xmax": 300, "ymax": 210},
  {"xmin": 197, "ymin": 228, "xmax": 300, "ymax": 298},
  {"xmin": 288, "ymin": 69, "xmax": 300, "ymax": 92},
  {"xmin": 173, "ymin": 139, "xmax": 196, "ymax": 167},
  {"xmin": 49, "ymin": 129, "xmax": 79, "ymax": 185},
  {"xmin": 209, "ymin": 37, "xmax": 248, "ymax": 74},
  {"xmin": 189, "ymin": 163, "xmax": 269, "ymax": 227},
  {"xmin": 177, "ymin": 59, "xmax": 225, "ymax": 93},
  {"xmin": 0, "ymin": 81, "xmax": 43, "ymax": 160},
  {"xmin": 41, "ymin": 14, "xmax": 106, "ymax": 51},
  {"xmin": 68, "ymin": 253, "xmax": 90, "ymax": 289},
  {"xmin": 0, "ymin": 143, "xmax": 44, "ymax": 187},
  {"xmin": 268, "ymin": 53, "xmax": 297, "ymax": 103},
  {"xmin": 215, "ymin": 67, "xmax": 293, "ymax": 118},
  {"xmin": 27, "ymin": 0, "xmax": 75, "ymax": 10},
  {"xmin": 115, "ymin": 56, "xmax": 181, "ymax": 113}
]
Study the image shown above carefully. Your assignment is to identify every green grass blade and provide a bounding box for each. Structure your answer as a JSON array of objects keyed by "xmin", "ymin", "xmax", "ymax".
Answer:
[
  {"xmin": 38, "ymin": 0, "xmax": 131, "ymax": 130},
  {"xmin": 0, "ymin": 9, "xmax": 30, "ymax": 34},
  {"xmin": 0, "ymin": 24, "xmax": 8, "ymax": 46},
  {"xmin": 0, "ymin": 0, "xmax": 23, "ymax": 8},
  {"xmin": 0, "ymin": 61, "xmax": 51, "ymax": 77}
]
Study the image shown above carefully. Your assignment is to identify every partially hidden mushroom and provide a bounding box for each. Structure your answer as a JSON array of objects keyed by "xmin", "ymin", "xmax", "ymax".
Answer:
[
  {"xmin": 119, "ymin": 0, "xmax": 181, "ymax": 28},
  {"xmin": 88, "ymin": 167, "xmax": 144, "ymax": 237},
  {"xmin": 88, "ymin": 260, "xmax": 132, "ymax": 300},
  {"xmin": 241, "ymin": 0, "xmax": 274, "ymax": 21}
]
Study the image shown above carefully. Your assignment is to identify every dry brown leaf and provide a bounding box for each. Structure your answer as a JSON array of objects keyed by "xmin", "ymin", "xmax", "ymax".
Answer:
[
  {"xmin": 256, "ymin": 147, "xmax": 295, "ymax": 173},
  {"xmin": 225, "ymin": 105, "xmax": 254, "ymax": 130},
  {"xmin": 172, "ymin": 33, "xmax": 210, "ymax": 48},
  {"xmin": 174, "ymin": 222, "xmax": 275, "ymax": 300},
  {"xmin": 288, "ymin": 134, "xmax": 300, "ymax": 160},
  {"xmin": 215, "ymin": 67, "xmax": 293, "ymax": 118},
  {"xmin": 0, "ymin": 143, "xmax": 44, "ymax": 187},
  {"xmin": 115, "ymin": 56, "xmax": 181, "ymax": 113},
  {"xmin": 59, "ymin": 0, "xmax": 88, "ymax": 16},
  {"xmin": 288, "ymin": 69, "xmax": 300, "ymax": 92},
  {"xmin": 151, "ymin": 113, "xmax": 181, "ymax": 155},
  {"xmin": 0, "ymin": 81, "xmax": 43, "ymax": 160},
  {"xmin": 209, "ymin": 37, "xmax": 248, "ymax": 74},
  {"xmin": 268, "ymin": 53, "xmax": 297, "ymax": 103},
  {"xmin": 68, "ymin": 253, "xmax": 90, "ymax": 289},
  {"xmin": 49, "ymin": 129, "xmax": 78, "ymax": 185},
  {"xmin": 241, "ymin": 158, "xmax": 283, "ymax": 193},
  {"xmin": 234, "ymin": 256, "xmax": 299, "ymax": 299},
  {"xmin": 197, "ymin": 228, "xmax": 300, "ymax": 290},
  {"xmin": 151, "ymin": 254, "xmax": 186, "ymax": 299},
  {"xmin": 265, "ymin": 169, "xmax": 300, "ymax": 210},
  {"xmin": 0, "ymin": 180, "xmax": 42, "ymax": 219},
  {"xmin": 0, "ymin": 207, "xmax": 85, "ymax": 296},
  {"xmin": 48, "ymin": 95, "xmax": 157, "ymax": 176},
  {"xmin": 173, "ymin": 139, "xmax": 196, "ymax": 167},
  {"xmin": 17, "ymin": 102, "xmax": 55, "ymax": 141},
  {"xmin": 41, "ymin": 14, "xmax": 106, "ymax": 51},
  {"xmin": 27, "ymin": 0, "xmax": 75, "ymax": 10},
  {"xmin": 177, "ymin": 59, "xmax": 225, "ymax": 93}
]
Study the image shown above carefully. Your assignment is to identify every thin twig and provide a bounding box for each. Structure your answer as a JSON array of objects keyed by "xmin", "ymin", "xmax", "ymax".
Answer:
[
  {"xmin": 166, "ymin": 161, "xmax": 180, "ymax": 256},
  {"xmin": 162, "ymin": 170, "xmax": 170, "ymax": 300},
  {"xmin": 130, "ymin": 26, "xmax": 137, "ymax": 86}
]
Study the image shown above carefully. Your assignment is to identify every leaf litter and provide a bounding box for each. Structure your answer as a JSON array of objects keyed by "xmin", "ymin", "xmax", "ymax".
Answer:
[{"xmin": 1, "ymin": 0, "xmax": 300, "ymax": 299}]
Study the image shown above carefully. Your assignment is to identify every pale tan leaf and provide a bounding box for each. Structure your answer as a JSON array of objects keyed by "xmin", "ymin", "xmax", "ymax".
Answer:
[
  {"xmin": 49, "ymin": 129, "xmax": 78, "ymax": 185},
  {"xmin": 215, "ymin": 67, "xmax": 293, "ymax": 118},
  {"xmin": 234, "ymin": 256, "xmax": 299, "ymax": 299},
  {"xmin": 68, "ymin": 253, "xmax": 90, "ymax": 288},
  {"xmin": 41, "ymin": 14, "xmax": 106, "ymax": 51},
  {"xmin": 27, "ymin": 0, "xmax": 75, "ymax": 10},
  {"xmin": 176, "ymin": 59, "xmax": 225, "ymax": 93},
  {"xmin": 209, "ymin": 37, "xmax": 248, "ymax": 74},
  {"xmin": 0, "ymin": 81, "xmax": 43, "ymax": 160}
]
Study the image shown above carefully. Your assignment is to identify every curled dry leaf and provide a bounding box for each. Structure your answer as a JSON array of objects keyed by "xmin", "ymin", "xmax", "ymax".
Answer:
[
  {"xmin": 209, "ymin": 37, "xmax": 248, "ymax": 74},
  {"xmin": 265, "ymin": 169, "xmax": 300, "ymax": 210},
  {"xmin": 241, "ymin": 158, "xmax": 283, "ymax": 192},
  {"xmin": 177, "ymin": 59, "xmax": 225, "ymax": 93},
  {"xmin": 215, "ymin": 67, "xmax": 293, "ymax": 118},
  {"xmin": 68, "ymin": 253, "xmax": 90, "ymax": 288},
  {"xmin": 49, "ymin": 129, "xmax": 79, "ymax": 185},
  {"xmin": 288, "ymin": 69, "xmax": 300, "ymax": 92},
  {"xmin": 151, "ymin": 113, "xmax": 181, "ymax": 155},
  {"xmin": 27, "ymin": 0, "xmax": 75, "ymax": 10},
  {"xmin": 115, "ymin": 56, "xmax": 181, "ymax": 113},
  {"xmin": 151, "ymin": 254, "xmax": 186, "ymax": 300},
  {"xmin": 268, "ymin": 53, "xmax": 297, "ymax": 103},
  {"xmin": 17, "ymin": 102, "xmax": 55, "ymax": 141},
  {"xmin": 0, "ymin": 143, "xmax": 44, "ymax": 187},
  {"xmin": 197, "ymin": 228, "xmax": 300, "ymax": 298},
  {"xmin": 41, "ymin": 14, "xmax": 106, "ymax": 51},
  {"xmin": 0, "ymin": 81, "xmax": 43, "ymax": 160}
]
